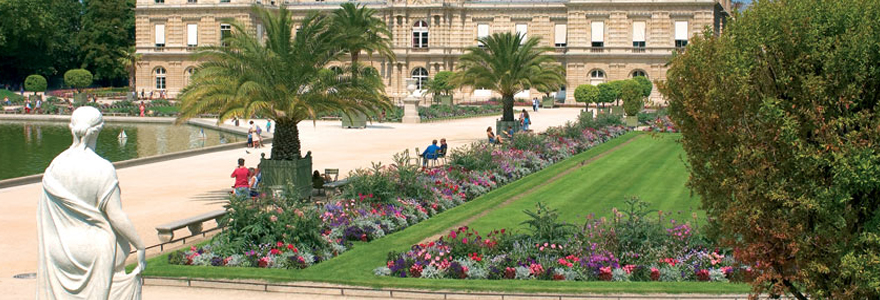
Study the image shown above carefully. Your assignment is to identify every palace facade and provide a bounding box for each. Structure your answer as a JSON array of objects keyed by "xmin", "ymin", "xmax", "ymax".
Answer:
[{"xmin": 134, "ymin": 0, "xmax": 730, "ymax": 104}]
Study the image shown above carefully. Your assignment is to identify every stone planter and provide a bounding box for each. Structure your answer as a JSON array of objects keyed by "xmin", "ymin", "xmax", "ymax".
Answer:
[
  {"xmin": 496, "ymin": 119, "xmax": 522, "ymax": 137},
  {"xmin": 74, "ymin": 93, "xmax": 88, "ymax": 104},
  {"xmin": 626, "ymin": 115, "xmax": 639, "ymax": 127},
  {"xmin": 542, "ymin": 96, "xmax": 555, "ymax": 109},
  {"xmin": 341, "ymin": 112, "xmax": 367, "ymax": 129},
  {"xmin": 435, "ymin": 95, "xmax": 453, "ymax": 106},
  {"xmin": 259, "ymin": 152, "xmax": 313, "ymax": 200}
]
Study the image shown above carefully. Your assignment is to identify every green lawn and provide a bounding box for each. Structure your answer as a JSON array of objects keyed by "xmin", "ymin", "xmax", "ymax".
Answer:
[
  {"xmin": 144, "ymin": 132, "xmax": 749, "ymax": 294},
  {"xmin": 0, "ymin": 89, "xmax": 25, "ymax": 103},
  {"xmin": 469, "ymin": 133, "xmax": 701, "ymax": 234}
]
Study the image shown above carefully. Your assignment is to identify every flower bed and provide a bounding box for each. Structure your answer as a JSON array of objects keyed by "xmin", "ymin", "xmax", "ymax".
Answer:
[
  {"xmin": 168, "ymin": 113, "xmax": 629, "ymax": 269},
  {"xmin": 375, "ymin": 199, "xmax": 752, "ymax": 282},
  {"xmin": 417, "ymin": 104, "xmax": 500, "ymax": 121},
  {"xmin": 646, "ymin": 116, "xmax": 678, "ymax": 133}
]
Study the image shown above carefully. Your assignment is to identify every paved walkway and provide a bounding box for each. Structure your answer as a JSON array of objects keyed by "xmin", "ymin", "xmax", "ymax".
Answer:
[{"xmin": 0, "ymin": 108, "xmax": 583, "ymax": 299}]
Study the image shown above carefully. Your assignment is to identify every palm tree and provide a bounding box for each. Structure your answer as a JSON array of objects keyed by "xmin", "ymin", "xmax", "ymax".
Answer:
[
  {"xmin": 118, "ymin": 46, "xmax": 141, "ymax": 94},
  {"xmin": 451, "ymin": 32, "xmax": 565, "ymax": 121},
  {"xmin": 331, "ymin": 2, "xmax": 395, "ymax": 79},
  {"xmin": 176, "ymin": 5, "xmax": 390, "ymax": 161}
]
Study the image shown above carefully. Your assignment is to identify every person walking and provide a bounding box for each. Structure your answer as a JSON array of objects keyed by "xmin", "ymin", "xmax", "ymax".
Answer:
[
  {"xmin": 139, "ymin": 101, "xmax": 146, "ymax": 117},
  {"xmin": 532, "ymin": 97, "xmax": 539, "ymax": 112},
  {"xmin": 266, "ymin": 120, "xmax": 272, "ymax": 133},
  {"xmin": 247, "ymin": 121, "xmax": 256, "ymax": 148},
  {"xmin": 521, "ymin": 109, "xmax": 531, "ymax": 131},
  {"xmin": 35, "ymin": 98, "xmax": 42, "ymax": 114},
  {"xmin": 25, "ymin": 99, "xmax": 32, "ymax": 114}
]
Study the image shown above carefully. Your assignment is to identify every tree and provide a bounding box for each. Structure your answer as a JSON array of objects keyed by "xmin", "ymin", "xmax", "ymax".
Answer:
[
  {"xmin": 632, "ymin": 75, "xmax": 652, "ymax": 98},
  {"xmin": 658, "ymin": 0, "xmax": 880, "ymax": 298},
  {"xmin": 78, "ymin": 0, "xmax": 136, "ymax": 83},
  {"xmin": 177, "ymin": 5, "xmax": 391, "ymax": 161},
  {"xmin": 608, "ymin": 80, "xmax": 625, "ymax": 105},
  {"xmin": 596, "ymin": 83, "xmax": 617, "ymax": 108},
  {"xmin": 64, "ymin": 69, "xmax": 93, "ymax": 93},
  {"xmin": 118, "ymin": 46, "xmax": 142, "ymax": 93},
  {"xmin": 25, "ymin": 75, "xmax": 47, "ymax": 95},
  {"xmin": 0, "ymin": 0, "xmax": 82, "ymax": 84},
  {"xmin": 331, "ymin": 3, "xmax": 394, "ymax": 80},
  {"xmin": 619, "ymin": 80, "xmax": 643, "ymax": 116},
  {"xmin": 573, "ymin": 84, "xmax": 599, "ymax": 106},
  {"xmin": 423, "ymin": 71, "xmax": 455, "ymax": 99},
  {"xmin": 451, "ymin": 32, "xmax": 565, "ymax": 121}
]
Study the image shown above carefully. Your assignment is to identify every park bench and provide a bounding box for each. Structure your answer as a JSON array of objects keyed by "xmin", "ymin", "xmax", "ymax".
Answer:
[
  {"xmin": 155, "ymin": 210, "xmax": 226, "ymax": 243},
  {"xmin": 320, "ymin": 116, "xmax": 342, "ymax": 121}
]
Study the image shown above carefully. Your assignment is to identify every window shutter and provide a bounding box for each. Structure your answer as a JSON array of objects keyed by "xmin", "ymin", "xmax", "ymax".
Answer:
[
  {"xmin": 477, "ymin": 24, "xmax": 489, "ymax": 38},
  {"xmin": 187, "ymin": 24, "xmax": 198, "ymax": 46},
  {"xmin": 515, "ymin": 24, "xmax": 528, "ymax": 41},
  {"xmin": 554, "ymin": 24, "xmax": 567, "ymax": 45},
  {"xmin": 632, "ymin": 21, "xmax": 645, "ymax": 42},
  {"xmin": 591, "ymin": 21, "xmax": 604, "ymax": 42},
  {"xmin": 675, "ymin": 21, "xmax": 688, "ymax": 40},
  {"xmin": 155, "ymin": 24, "xmax": 165, "ymax": 45}
]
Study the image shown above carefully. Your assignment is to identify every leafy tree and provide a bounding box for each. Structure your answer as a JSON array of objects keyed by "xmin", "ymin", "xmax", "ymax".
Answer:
[
  {"xmin": 331, "ymin": 3, "xmax": 394, "ymax": 80},
  {"xmin": 176, "ymin": 5, "xmax": 391, "ymax": 161},
  {"xmin": 451, "ymin": 32, "xmax": 565, "ymax": 121},
  {"xmin": 0, "ymin": 0, "xmax": 82, "ymax": 84},
  {"xmin": 78, "ymin": 0, "xmax": 135, "ymax": 83},
  {"xmin": 25, "ymin": 75, "xmax": 47, "ymax": 95},
  {"xmin": 632, "ymin": 75, "xmax": 652, "ymax": 98},
  {"xmin": 659, "ymin": 0, "xmax": 880, "ymax": 298},
  {"xmin": 608, "ymin": 80, "xmax": 625, "ymax": 105},
  {"xmin": 573, "ymin": 84, "xmax": 599, "ymax": 106},
  {"xmin": 424, "ymin": 71, "xmax": 455, "ymax": 97},
  {"xmin": 620, "ymin": 80, "xmax": 643, "ymax": 116},
  {"xmin": 596, "ymin": 82, "xmax": 617, "ymax": 107},
  {"xmin": 64, "ymin": 69, "xmax": 93, "ymax": 92}
]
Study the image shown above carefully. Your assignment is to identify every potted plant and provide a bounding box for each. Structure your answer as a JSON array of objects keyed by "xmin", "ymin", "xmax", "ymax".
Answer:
[
  {"xmin": 451, "ymin": 31, "xmax": 565, "ymax": 136},
  {"xmin": 424, "ymin": 71, "xmax": 455, "ymax": 106},
  {"xmin": 176, "ymin": 4, "xmax": 392, "ymax": 199},
  {"xmin": 620, "ymin": 79, "xmax": 644, "ymax": 127}
]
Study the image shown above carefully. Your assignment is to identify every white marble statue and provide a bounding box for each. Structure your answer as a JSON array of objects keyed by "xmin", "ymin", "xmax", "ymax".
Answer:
[{"xmin": 37, "ymin": 106, "xmax": 146, "ymax": 299}]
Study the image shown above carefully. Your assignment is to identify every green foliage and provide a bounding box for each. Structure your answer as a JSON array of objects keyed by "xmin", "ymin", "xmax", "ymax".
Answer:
[
  {"xmin": 448, "ymin": 143, "xmax": 496, "ymax": 172},
  {"xmin": 78, "ymin": 0, "xmax": 135, "ymax": 81},
  {"xmin": 574, "ymin": 84, "xmax": 599, "ymax": 104},
  {"xmin": 596, "ymin": 83, "xmax": 617, "ymax": 106},
  {"xmin": 659, "ymin": 0, "xmax": 880, "ymax": 298},
  {"xmin": 424, "ymin": 71, "xmax": 455, "ymax": 97},
  {"xmin": 341, "ymin": 163, "xmax": 399, "ymax": 204},
  {"xmin": 631, "ymin": 75, "xmax": 653, "ymax": 98},
  {"xmin": 64, "ymin": 69, "xmax": 93, "ymax": 92},
  {"xmin": 620, "ymin": 80, "xmax": 644, "ymax": 116},
  {"xmin": 25, "ymin": 75, "xmax": 47, "ymax": 92},
  {"xmin": 177, "ymin": 4, "xmax": 393, "ymax": 160},
  {"xmin": 0, "ymin": 0, "xmax": 82, "ymax": 83},
  {"xmin": 215, "ymin": 194, "xmax": 325, "ymax": 254},
  {"xmin": 451, "ymin": 32, "xmax": 565, "ymax": 122},
  {"xmin": 519, "ymin": 202, "xmax": 574, "ymax": 244}
]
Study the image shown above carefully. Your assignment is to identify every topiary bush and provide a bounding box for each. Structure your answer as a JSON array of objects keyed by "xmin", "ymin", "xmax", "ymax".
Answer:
[
  {"xmin": 574, "ymin": 84, "xmax": 599, "ymax": 106},
  {"xmin": 64, "ymin": 69, "xmax": 93, "ymax": 93},
  {"xmin": 25, "ymin": 75, "xmax": 47, "ymax": 95}
]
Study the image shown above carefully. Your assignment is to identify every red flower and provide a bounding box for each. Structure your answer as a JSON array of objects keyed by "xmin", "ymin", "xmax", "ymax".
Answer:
[
  {"xmin": 552, "ymin": 273, "xmax": 565, "ymax": 281},
  {"xmin": 286, "ymin": 244, "xmax": 295, "ymax": 250},
  {"xmin": 276, "ymin": 241, "xmax": 284, "ymax": 248},
  {"xmin": 270, "ymin": 249, "xmax": 281, "ymax": 255},
  {"xmin": 650, "ymin": 268, "xmax": 660, "ymax": 281}
]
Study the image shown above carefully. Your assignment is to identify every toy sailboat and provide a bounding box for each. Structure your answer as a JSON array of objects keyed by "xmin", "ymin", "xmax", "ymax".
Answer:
[
  {"xmin": 198, "ymin": 128, "xmax": 207, "ymax": 139},
  {"xmin": 118, "ymin": 130, "xmax": 128, "ymax": 140}
]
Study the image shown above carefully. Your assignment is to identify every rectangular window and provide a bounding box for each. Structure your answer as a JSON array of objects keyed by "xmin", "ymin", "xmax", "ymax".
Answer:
[
  {"xmin": 675, "ymin": 21, "xmax": 689, "ymax": 48},
  {"xmin": 477, "ymin": 24, "xmax": 489, "ymax": 46},
  {"xmin": 154, "ymin": 24, "xmax": 165, "ymax": 47},
  {"xmin": 515, "ymin": 23, "xmax": 527, "ymax": 44},
  {"xmin": 220, "ymin": 24, "xmax": 231, "ymax": 47},
  {"xmin": 187, "ymin": 0, "xmax": 196, "ymax": 3},
  {"xmin": 220, "ymin": 0, "xmax": 230, "ymax": 3},
  {"xmin": 155, "ymin": 0, "xmax": 164, "ymax": 3},
  {"xmin": 591, "ymin": 21, "xmax": 604, "ymax": 50},
  {"xmin": 187, "ymin": 24, "xmax": 198, "ymax": 47},
  {"xmin": 156, "ymin": 77, "xmax": 166, "ymax": 90},
  {"xmin": 554, "ymin": 24, "xmax": 567, "ymax": 47},
  {"xmin": 632, "ymin": 21, "xmax": 645, "ymax": 52}
]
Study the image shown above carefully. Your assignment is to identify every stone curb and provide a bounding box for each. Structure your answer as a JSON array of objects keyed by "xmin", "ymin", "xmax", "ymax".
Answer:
[
  {"xmin": 143, "ymin": 277, "xmax": 764, "ymax": 300},
  {"xmin": 0, "ymin": 115, "xmax": 273, "ymax": 189}
]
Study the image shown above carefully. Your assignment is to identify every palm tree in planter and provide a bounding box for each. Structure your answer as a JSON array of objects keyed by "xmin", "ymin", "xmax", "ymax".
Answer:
[
  {"xmin": 451, "ymin": 32, "xmax": 565, "ymax": 134},
  {"xmin": 423, "ymin": 71, "xmax": 455, "ymax": 105},
  {"xmin": 332, "ymin": 3, "xmax": 395, "ymax": 127},
  {"xmin": 175, "ymin": 5, "xmax": 391, "ymax": 198}
]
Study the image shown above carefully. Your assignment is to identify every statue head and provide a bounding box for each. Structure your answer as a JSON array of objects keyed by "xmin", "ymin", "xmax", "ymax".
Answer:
[{"xmin": 69, "ymin": 106, "xmax": 104, "ymax": 150}]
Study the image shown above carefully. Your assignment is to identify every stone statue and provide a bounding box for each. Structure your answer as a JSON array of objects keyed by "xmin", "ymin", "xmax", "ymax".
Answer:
[{"xmin": 37, "ymin": 106, "xmax": 146, "ymax": 299}]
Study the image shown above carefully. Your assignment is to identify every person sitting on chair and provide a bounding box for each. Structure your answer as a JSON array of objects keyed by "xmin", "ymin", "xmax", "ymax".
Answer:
[
  {"xmin": 421, "ymin": 139, "xmax": 441, "ymax": 168},
  {"xmin": 439, "ymin": 138, "xmax": 448, "ymax": 156},
  {"xmin": 502, "ymin": 126, "xmax": 515, "ymax": 141},
  {"xmin": 487, "ymin": 127, "xmax": 502, "ymax": 144}
]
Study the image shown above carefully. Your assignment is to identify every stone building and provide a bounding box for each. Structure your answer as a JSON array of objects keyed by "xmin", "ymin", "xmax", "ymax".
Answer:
[{"xmin": 135, "ymin": 0, "xmax": 730, "ymax": 104}]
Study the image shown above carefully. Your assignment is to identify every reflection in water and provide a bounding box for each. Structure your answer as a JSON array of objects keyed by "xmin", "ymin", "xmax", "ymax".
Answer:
[{"xmin": 0, "ymin": 121, "xmax": 244, "ymax": 180}]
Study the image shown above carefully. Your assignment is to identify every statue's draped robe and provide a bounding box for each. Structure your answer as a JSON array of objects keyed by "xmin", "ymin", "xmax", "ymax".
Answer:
[{"xmin": 37, "ymin": 149, "xmax": 141, "ymax": 300}]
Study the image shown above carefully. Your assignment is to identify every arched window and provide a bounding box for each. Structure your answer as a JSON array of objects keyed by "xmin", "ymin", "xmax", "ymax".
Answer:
[
  {"xmin": 184, "ymin": 67, "xmax": 194, "ymax": 86},
  {"xmin": 411, "ymin": 67, "xmax": 428, "ymax": 90},
  {"xmin": 631, "ymin": 70, "xmax": 648, "ymax": 78},
  {"xmin": 412, "ymin": 20, "xmax": 428, "ymax": 48},
  {"xmin": 589, "ymin": 69, "xmax": 605, "ymax": 85},
  {"xmin": 155, "ymin": 67, "xmax": 166, "ymax": 90},
  {"xmin": 329, "ymin": 66, "xmax": 343, "ymax": 74}
]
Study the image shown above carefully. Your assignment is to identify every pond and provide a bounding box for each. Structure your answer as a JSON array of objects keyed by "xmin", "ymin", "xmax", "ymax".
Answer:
[{"xmin": 0, "ymin": 121, "xmax": 243, "ymax": 180}]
